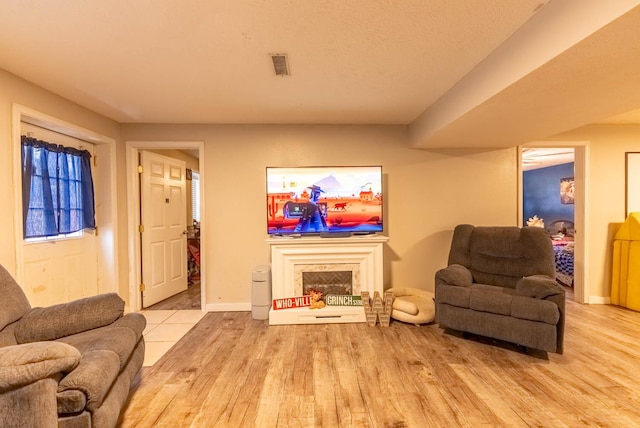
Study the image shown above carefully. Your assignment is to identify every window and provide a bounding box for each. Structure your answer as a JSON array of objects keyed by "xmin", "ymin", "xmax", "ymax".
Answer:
[
  {"xmin": 191, "ymin": 171, "xmax": 200, "ymax": 222},
  {"xmin": 21, "ymin": 135, "xmax": 96, "ymax": 239}
]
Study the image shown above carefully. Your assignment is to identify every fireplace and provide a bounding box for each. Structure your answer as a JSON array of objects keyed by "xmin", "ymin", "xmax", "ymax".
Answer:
[{"xmin": 267, "ymin": 236, "xmax": 388, "ymax": 325}]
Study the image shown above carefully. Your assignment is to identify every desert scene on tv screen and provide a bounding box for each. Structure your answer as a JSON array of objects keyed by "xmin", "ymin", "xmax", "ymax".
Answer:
[{"xmin": 267, "ymin": 167, "xmax": 382, "ymax": 234}]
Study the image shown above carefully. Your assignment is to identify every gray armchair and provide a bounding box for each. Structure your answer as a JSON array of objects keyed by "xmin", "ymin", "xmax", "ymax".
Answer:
[
  {"xmin": 435, "ymin": 225, "xmax": 565, "ymax": 354},
  {"xmin": 0, "ymin": 264, "xmax": 145, "ymax": 427}
]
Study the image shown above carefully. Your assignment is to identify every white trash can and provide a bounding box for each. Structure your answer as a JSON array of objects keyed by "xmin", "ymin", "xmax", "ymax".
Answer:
[{"xmin": 251, "ymin": 265, "xmax": 272, "ymax": 320}]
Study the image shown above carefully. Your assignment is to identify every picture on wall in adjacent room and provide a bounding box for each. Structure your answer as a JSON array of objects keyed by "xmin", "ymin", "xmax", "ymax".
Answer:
[{"xmin": 560, "ymin": 177, "xmax": 575, "ymax": 204}]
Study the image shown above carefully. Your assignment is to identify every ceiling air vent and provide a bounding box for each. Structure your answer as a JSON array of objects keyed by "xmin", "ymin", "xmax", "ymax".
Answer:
[{"xmin": 270, "ymin": 53, "xmax": 290, "ymax": 76}]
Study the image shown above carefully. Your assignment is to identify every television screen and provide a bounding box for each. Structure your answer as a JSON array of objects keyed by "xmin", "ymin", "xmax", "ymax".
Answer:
[{"xmin": 266, "ymin": 166, "xmax": 383, "ymax": 236}]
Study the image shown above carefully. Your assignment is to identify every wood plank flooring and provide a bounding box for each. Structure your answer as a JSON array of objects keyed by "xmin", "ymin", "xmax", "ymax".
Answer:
[
  {"xmin": 120, "ymin": 296, "xmax": 640, "ymax": 427},
  {"xmin": 145, "ymin": 283, "xmax": 201, "ymax": 311}
]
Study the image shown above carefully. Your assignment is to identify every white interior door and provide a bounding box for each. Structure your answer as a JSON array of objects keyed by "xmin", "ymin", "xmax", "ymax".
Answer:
[{"xmin": 141, "ymin": 151, "xmax": 188, "ymax": 307}]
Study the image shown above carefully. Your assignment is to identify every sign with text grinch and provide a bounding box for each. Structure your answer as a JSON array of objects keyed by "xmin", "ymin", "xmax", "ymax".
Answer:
[{"xmin": 324, "ymin": 295, "xmax": 363, "ymax": 306}]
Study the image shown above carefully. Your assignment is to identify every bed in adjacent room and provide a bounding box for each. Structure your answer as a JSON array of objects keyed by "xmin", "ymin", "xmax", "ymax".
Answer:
[{"xmin": 546, "ymin": 220, "xmax": 575, "ymax": 287}]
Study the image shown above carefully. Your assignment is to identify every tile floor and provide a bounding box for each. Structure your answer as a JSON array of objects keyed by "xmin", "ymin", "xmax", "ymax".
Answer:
[{"xmin": 139, "ymin": 309, "xmax": 206, "ymax": 367}]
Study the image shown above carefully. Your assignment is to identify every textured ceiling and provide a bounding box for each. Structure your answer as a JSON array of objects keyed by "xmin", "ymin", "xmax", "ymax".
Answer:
[
  {"xmin": 416, "ymin": 2, "xmax": 640, "ymax": 148},
  {"xmin": 522, "ymin": 147, "xmax": 574, "ymax": 171},
  {"xmin": 1, "ymin": 1, "xmax": 639, "ymax": 148}
]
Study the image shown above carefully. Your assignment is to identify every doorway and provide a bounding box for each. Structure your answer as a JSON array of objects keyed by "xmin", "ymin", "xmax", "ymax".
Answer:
[
  {"xmin": 126, "ymin": 141, "xmax": 205, "ymax": 313},
  {"xmin": 519, "ymin": 143, "xmax": 588, "ymax": 303}
]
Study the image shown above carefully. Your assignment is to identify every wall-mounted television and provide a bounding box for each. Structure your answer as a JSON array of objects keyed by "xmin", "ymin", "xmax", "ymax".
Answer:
[{"xmin": 266, "ymin": 166, "xmax": 383, "ymax": 236}]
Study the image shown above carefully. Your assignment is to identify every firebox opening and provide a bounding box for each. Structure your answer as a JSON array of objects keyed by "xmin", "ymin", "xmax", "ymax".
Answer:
[{"xmin": 302, "ymin": 270, "xmax": 352, "ymax": 296}]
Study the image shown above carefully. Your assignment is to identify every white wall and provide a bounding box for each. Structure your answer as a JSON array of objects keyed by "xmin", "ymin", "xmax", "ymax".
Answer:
[{"xmin": 121, "ymin": 124, "xmax": 518, "ymax": 307}]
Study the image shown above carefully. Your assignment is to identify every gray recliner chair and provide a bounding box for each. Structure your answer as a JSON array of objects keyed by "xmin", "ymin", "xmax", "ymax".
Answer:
[
  {"xmin": 435, "ymin": 225, "xmax": 565, "ymax": 354},
  {"xmin": 0, "ymin": 264, "xmax": 145, "ymax": 427}
]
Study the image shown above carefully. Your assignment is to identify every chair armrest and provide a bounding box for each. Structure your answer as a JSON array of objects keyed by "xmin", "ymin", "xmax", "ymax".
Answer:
[
  {"xmin": 435, "ymin": 264, "xmax": 473, "ymax": 287},
  {"xmin": 516, "ymin": 275, "xmax": 566, "ymax": 354},
  {"xmin": 516, "ymin": 275, "xmax": 564, "ymax": 299},
  {"xmin": 14, "ymin": 293, "xmax": 124, "ymax": 343},
  {"xmin": 0, "ymin": 342, "xmax": 80, "ymax": 390}
]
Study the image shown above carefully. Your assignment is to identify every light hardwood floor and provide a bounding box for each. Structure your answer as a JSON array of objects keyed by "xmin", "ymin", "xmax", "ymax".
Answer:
[
  {"xmin": 120, "ymin": 295, "xmax": 640, "ymax": 427},
  {"xmin": 145, "ymin": 282, "xmax": 201, "ymax": 311}
]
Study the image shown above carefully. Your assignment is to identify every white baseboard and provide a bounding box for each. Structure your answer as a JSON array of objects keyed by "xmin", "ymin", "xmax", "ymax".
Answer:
[
  {"xmin": 588, "ymin": 296, "xmax": 611, "ymax": 304},
  {"xmin": 205, "ymin": 302, "xmax": 251, "ymax": 312}
]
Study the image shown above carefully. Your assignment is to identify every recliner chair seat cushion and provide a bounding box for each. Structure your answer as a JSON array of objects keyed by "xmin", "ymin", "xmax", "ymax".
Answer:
[
  {"xmin": 57, "ymin": 326, "xmax": 137, "ymax": 370},
  {"xmin": 438, "ymin": 283, "xmax": 559, "ymax": 325},
  {"xmin": 470, "ymin": 288, "xmax": 513, "ymax": 316}
]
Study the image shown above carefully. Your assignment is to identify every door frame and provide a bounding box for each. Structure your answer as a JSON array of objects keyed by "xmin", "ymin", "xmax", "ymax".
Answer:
[
  {"xmin": 518, "ymin": 141, "xmax": 589, "ymax": 304},
  {"xmin": 126, "ymin": 140, "xmax": 205, "ymax": 312}
]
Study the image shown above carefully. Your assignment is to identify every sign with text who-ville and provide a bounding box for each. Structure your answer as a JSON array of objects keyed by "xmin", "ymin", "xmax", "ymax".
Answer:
[{"xmin": 272, "ymin": 295, "xmax": 311, "ymax": 310}]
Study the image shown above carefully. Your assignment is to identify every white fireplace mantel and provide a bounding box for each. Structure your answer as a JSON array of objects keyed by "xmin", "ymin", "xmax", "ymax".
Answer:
[{"xmin": 267, "ymin": 235, "xmax": 388, "ymax": 325}]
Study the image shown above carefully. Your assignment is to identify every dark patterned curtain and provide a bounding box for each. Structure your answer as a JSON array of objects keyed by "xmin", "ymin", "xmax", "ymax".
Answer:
[{"xmin": 21, "ymin": 135, "xmax": 96, "ymax": 238}]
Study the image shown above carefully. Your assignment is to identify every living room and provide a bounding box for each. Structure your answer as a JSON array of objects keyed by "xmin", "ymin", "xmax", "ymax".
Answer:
[{"xmin": 2, "ymin": 2, "xmax": 640, "ymax": 426}]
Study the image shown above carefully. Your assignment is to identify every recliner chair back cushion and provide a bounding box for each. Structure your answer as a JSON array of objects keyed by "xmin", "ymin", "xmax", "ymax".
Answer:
[
  {"xmin": 0, "ymin": 265, "xmax": 31, "ymax": 332},
  {"xmin": 448, "ymin": 225, "xmax": 555, "ymax": 288},
  {"xmin": 14, "ymin": 293, "xmax": 124, "ymax": 344}
]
